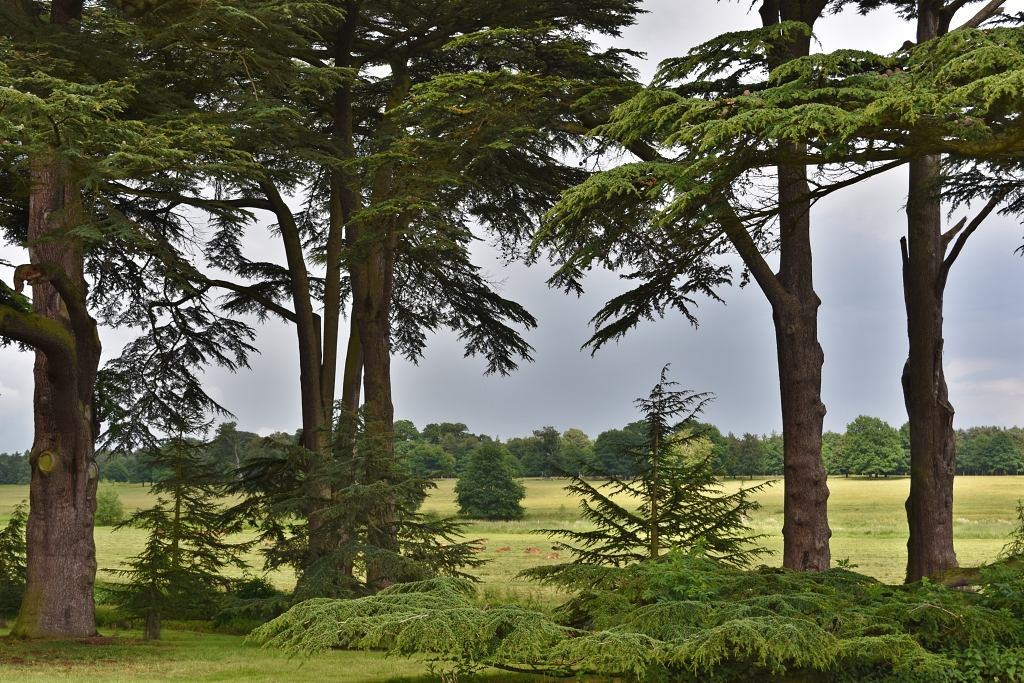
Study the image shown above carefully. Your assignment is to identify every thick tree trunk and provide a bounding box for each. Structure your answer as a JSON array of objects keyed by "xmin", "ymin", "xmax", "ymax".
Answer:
[
  {"xmin": 11, "ymin": 157, "xmax": 100, "ymax": 638},
  {"xmin": 357, "ymin": 233, "xmax": 398, "ymax": 592},
  {"xmin": 774, "ymin": 164, "xmax": 831, "ymax": 571},
  {"xmin": 902, "ymin": 155, "xmax": 958, "ymax": 582},
  {"xmin": 756, "ymin": 0, "xmax": 832, "ymax": 571}
]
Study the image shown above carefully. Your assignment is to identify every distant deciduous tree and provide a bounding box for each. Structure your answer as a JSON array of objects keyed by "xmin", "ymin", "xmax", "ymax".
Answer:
[
  {"xmin": 839, "ymin": 416, "xmax": 907, "ymax": 477},
  {"xmin": 455, "ymin": 443, "xmax": 526, "ymax": 521},
  {"xmin": 405, "ymin": 444, "xmax": 457, "ymax": 479},
  {"xmin": 731, "ymin": 434, "xmax": 768, "ymax": 480}
]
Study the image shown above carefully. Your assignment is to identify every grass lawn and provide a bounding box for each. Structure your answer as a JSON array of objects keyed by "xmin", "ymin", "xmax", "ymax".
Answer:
[
  {"xmin": 0, "ymin": 628, "xmax": 539, "ymax": 683},
  {"xmin": 0, "ymin": 475, "xmax": 1021, "ymax": 681}
]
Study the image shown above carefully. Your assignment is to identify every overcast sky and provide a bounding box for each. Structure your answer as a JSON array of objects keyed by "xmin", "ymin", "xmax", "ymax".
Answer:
[{"xmin": 3, "ymin": 0, "xmax": 1024, "ymax": 451}]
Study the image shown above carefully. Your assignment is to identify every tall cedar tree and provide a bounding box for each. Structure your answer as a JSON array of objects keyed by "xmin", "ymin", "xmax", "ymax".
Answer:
[
  {"xmin": 224, "ymin": 410, "xmax": 485, "ymax": 599},
  {"xmin": 0, "ymin": 503, "xmax": 27, "ymax": 623},
  {"xmin": 536, "ymin": 4, "xmax": 1024, "ymax": 579},
  {"xmin": 875, "ymin": 0, "xmax": 1010, "ymax": 582},
  {"xmin": 107, "ymin": 436, "xmax": 247, "ymax": 640},
  {"xmin": 454, "ymin": 443, "xmax": 526, "ymax": 521},
  {"xmin": 0, "ymin": 0, "xmax": 260, "ymax": 634},
  {"xmin": 149, "ymin": 2, "xmax": 644, "ymax": 590},
  {"xmin": 536, "ymin": 1, "xmax": 845, "ymax": 571},
  {"xmin": 528, "ymin": 366, "xmax": 767, "ymax": 571}
]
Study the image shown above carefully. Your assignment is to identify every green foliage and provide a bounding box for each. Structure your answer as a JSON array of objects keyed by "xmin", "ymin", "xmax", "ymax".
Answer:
[
  {"xmin": 252, "ymin": 552, "xmax": 1024, "ymax": 682},
  {"xmin": 0, "ymin": 502, "xmax": 26, "ymax": 619},
  {"xmin": 837, "ymin": 416, "xmax": 908, "ymax": 477},
  {"xmin": 102, "ymin": 459, "xmax": 130, "ymax": 483},
  {"xmin": 106, "ymin": 436, "xmax": 247, "ymax": 639},
  {"xmin": 404, "ymin": 444, "xmax": 457, "ymax": 479},
  {"xmin": 730, "ymin": 433, "xmax": 767, "ymax": 479},
  {"xmin": 532, "ymin": 366, "xmax": 767, "ymax": 569},
  {"xmin": 0, "ymin": 452, "xmax": 30, "ymax": 485},
  {"xmin": 1001, "ymin": 500, "xmax": 1024, "ymax": 559},
  {"xmin": 959, "ymin": 429, "xmax": 1023, "ymax": 474},
  {"xmin": 591, "ymin": 421, "xmax": 646, "ymax": 476},
  {"xmin": 455, "ymin": 443, "xmax": 526, "ymax": 521},
  {"xmin": 225, "ymin": 410, "xmax": 486, "ymax": 600},
  {"xmin": 95, "ymin": 484, "xmax": 125, "ymax": 526}
]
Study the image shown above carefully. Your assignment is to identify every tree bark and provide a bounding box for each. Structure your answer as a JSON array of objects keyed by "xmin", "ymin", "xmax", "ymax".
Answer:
[
  {"xmin": 356, "ymin": 66, "xmax": 410, "ymax": 592},
  {"xmin": 902, "ymin": 155, "xmax": 958, "ymax": 582},
  {"xmin": 774, "ymin": 160, "xmax": 831, "ymax": 571},
  {"xmin": 8, "ymin": 157, "xmax": 101, "ymax": 637},
  {"xmin": 144, "ymin": 609, "xmax": 161, "ymax": 641},
  {"xmin": 900, "ymin": 0, "xmax": 961, "ymax": 584},
  {"xmin": 260, "ymin": 182, "xmax": 329, "ymax": 458},
  {"xmin": 754, "ymin": 0, "xmax": 832, "ymax": 571}
]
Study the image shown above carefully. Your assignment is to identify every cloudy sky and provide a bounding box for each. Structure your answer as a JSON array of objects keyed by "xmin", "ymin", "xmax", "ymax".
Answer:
[{"xmin": 3, "ymin": 0, "xmax": 1024, "ymax": 451}]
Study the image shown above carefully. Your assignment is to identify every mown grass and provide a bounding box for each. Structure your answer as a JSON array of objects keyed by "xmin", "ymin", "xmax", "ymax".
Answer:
[
  {"xmin": 0, "ymin": 628, "xmax": 543, "ymax": 683},
  {"xmin": 0, "ymin": 475, "xmax": 1022, "ymax": 681}
]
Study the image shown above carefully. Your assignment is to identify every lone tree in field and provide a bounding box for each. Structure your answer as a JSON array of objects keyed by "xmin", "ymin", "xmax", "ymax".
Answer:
[
  {"xmin": 531, "ymin": 366, "xmax": 767, "ymax": 570},
  {"xmin": 455, "ymin": 443, "xmax": 526, "ymax": 521}
]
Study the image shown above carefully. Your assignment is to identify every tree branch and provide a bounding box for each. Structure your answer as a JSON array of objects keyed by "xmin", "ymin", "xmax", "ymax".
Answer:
[
  {"xmin": 14, "ymin": 261, "xmax": 93, "ymax": 336},
  {"xmin": 955, "ymin": 0, "xmax": 1005, "ymax": 30},
  {"xmin": 207, "ymin": 279, "xmax": 299, "ymax": 324},
  {"xmin": 0, "ymin": 303, "xmax": 76, "ymax": 360},
  {"xmin": 719, "ymin": 204, "xmax": 790, "ymax": 310},
  {"xmin": 939, "ymin": 193, "xmax": 1004, "ymax": 288}
]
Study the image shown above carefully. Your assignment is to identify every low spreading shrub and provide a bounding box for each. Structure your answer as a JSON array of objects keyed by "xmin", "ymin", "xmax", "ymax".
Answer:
[{"xmin": 250, "ymin": 551, "xmax": 1024, "ymax": 683}]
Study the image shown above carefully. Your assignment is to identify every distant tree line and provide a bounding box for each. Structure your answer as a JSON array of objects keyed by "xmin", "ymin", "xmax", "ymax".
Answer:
[{"xmin": 4, "ymin": 416, "xmax": 1021, "ymax": 489}]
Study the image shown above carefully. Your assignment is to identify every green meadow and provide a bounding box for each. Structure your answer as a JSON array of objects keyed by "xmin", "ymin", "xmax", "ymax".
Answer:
[{"xmin": 0, "ymin": 475, "xmax": 1021, "ymax": 681}]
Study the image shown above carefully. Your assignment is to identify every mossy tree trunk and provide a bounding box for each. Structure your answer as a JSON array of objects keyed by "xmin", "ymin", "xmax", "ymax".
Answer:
[{"xmin": 4, "ymin": 156, "xmax": 101, "ymax": 638}]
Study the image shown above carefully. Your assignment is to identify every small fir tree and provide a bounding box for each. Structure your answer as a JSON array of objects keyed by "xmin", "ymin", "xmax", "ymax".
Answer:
[
  {"xmin": 108, "ymin": 436, "xmax": 246, "ymax": 640},
  {"xmin": 95, "ymin": 485, "xmax": 125, "ymax": 526},
  {"xmin": 533, "ymin": 365, "xmax": 768, "ymax": 570},
  {"xmin": 0, "ymin": 503, "xmax": 27, "ymax": 623},
  {"xmin": 226, "ymin": 410, "xmax": 486, "ymax": 600},
  {"xmin": 455, "ymin": 443, "xmax": 526, "ymax": 521}
]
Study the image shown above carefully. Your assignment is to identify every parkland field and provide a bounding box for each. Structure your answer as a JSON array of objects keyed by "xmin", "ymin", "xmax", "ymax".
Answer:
[{"xmin": 0, "ymin": 475, "xmax": 1021, "ymax": 682}]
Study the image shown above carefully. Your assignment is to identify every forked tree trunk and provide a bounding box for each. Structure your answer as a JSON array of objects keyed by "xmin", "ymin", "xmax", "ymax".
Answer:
[
  {"xmin": 902, "ymin": 156, "xmax": 958, "ymax": 582},
  {"xmin": 10, "ymin": 157, "xmax": 101, "ymax": 637}
]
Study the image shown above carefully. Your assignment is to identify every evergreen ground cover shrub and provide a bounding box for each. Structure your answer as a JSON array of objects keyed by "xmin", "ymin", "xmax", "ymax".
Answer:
[{"xmin": 251, "ymin": 551, "xmax": 1024, "ymax": 683}]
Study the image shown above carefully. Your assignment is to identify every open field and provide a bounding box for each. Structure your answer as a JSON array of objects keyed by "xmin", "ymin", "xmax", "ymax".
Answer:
[
  {"xmin": 1, "ymin": 475, "xmax": 1021, "ymax": 589},
  {"xmin": 0, "ymin": 475, "xmax": 1021, "ymax": 682}
]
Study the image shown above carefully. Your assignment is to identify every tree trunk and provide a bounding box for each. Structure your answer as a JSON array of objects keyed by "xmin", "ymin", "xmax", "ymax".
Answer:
[
  {"xmin": 900, "ymin": 0, "xmax": 962, "ymax": 584},
  {"xmin": 902, "ymin": 155, "xmax": 958, "ymax": 582},
  {"xmin": 144, "ymin": 609, "xmax": 161, "ymax": 641},
  {"xmin": 357, "ymin": 227, "xmax": 398, "ymax": 592},
  {"xmin": 775, "ymin": 161, "xmax": 831, "ymax": 572},
  {"xmin": 10, "ymin": 156, "xmax": 101, "ymax": 638},
  {"xmin": 260, "ymin": 182, "xmax": 330, "ymax": 458},
  {"xmin": 749, "ymin": 0, "xmax": 832, "ymax": 571}
]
